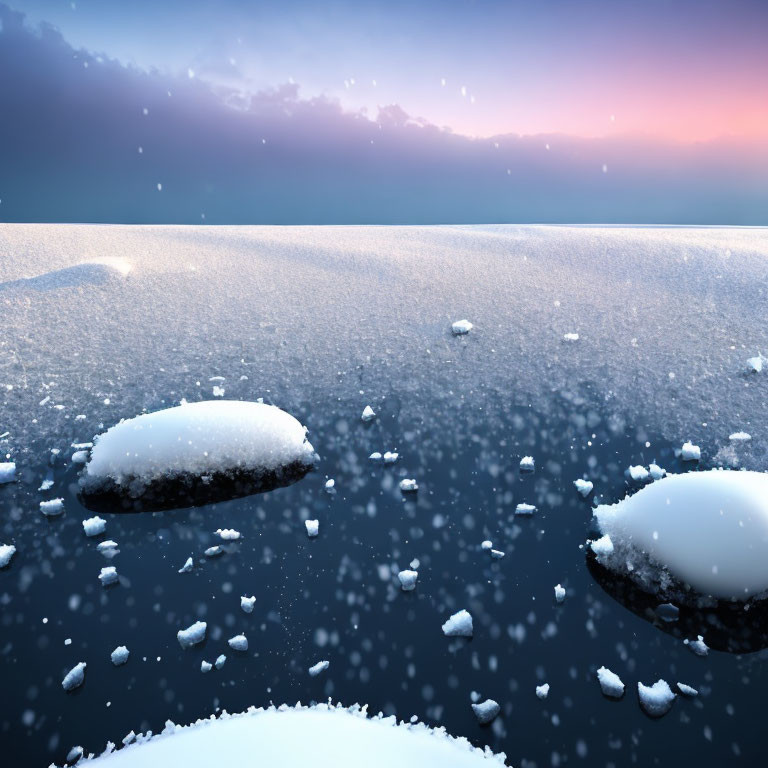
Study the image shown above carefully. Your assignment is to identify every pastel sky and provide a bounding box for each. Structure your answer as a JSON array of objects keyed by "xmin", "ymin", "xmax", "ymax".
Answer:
[
  {"xmin": 1, "ymin": 1, "xmax": 767, "ymax": 224},
  {"xmin": 11, "ymin": 0, "xmax": 768, "ymax": 141}
]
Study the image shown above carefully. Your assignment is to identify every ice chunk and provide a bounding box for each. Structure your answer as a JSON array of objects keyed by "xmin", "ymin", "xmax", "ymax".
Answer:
[
  {"xmin": 442, "ymin": 609, "xmax": 473, "ymax": 637},
  {"xmin": 215, "ymin": 528, "xmax": 241, "ymax": 541},
  {"xmin": 574, "ymin": 478, "xmax": 593, "ymax": 497},
  {"xmin": 99, "ymin": 566, "xmax": 119, "ymax": 586},
  {"xmin": 628, "ymin": 465, "xmax": 649, "ymax": 482},
  {"xmin": 205, "ymin": 546, "xmax": 223, "ymax": 558},
  {"xmin": 480, "ymin": 540, "xmax": 493, "ymax": 550},
  {"xmin": 593, "ymin": 470, "xmax": 768, "ymax": 600},
  {"xmin": 39, "ymin": 478, "xmax": 54, "ymax": 491},
  {"xmin": 177, "ymin": 621, "xmax": 207, "ymax": 649},
  {"xmin": 305, "ymin": 519, "xmax": 319, "ymax": 537},
  {"xmin": 368, "ymin": 452, "xmax": 382, "ymax": 461},
  {"xmin": 228, "ymin": 634, "xmax": 248, "ymax": 651},
  {"xmin": 178, "ymin": 557, "xmax": 194, "ymax": 573},
  {"xmin": 596, "ymin": 667, "xmax": 625, "ymax": 698},
  {"xmin": 80, "ymin": 401, "xmax": 316, "ymax": 507},
  {"xmin": 746, "ymin": 354, "xmax": 766, "ymax": 373},
  {"xmin": 490, "ymin": 549, "xmax": 505, "ymax": 559},
  {"xmin": 111, "ymin": 646, "xmax": 130, "ymax": 666},
  {"xmin": 535, "ymin": 684, "xmax": 550, "ymax": 699},
  {"xmin": 324, "ymin": 478, "xmax": 335, "ymax": 492},
  {"xmin": 471, "ymin": 699, "xmax": 499, "ymax": 724},
  {"xmin": 383, "ymin": 451, "xmax": 399, "ymax": 464},
  {"xmin": 40, "ymin": 498, "xmax": 65, "ymax": 516},
  {"xmin": 200, "ymin": 661, "xmax": 212, "ymax": 673},
  {"xmin": 554, "ymin": 584, "xmax": 566, "ymax": 603},
  {"xmin": 82, "ymin": 516, "xmax": 107, "ymax": 537},
  {"xmin": 677, "ymin": 682, "xmax": 699, "ymax": 697},
  {"xmin": 399, "ymin": 478, "xmax": 418, "ymax": 493},
  {"xmin": 308, "ymin": 660, "xmax": 330, "ymax": 677},
  {"xmin": 241, "ymin": 595, "xmax": 256, "ymax": 613},
  {"xmin": 451, "ymin": 319, "xmax": 473, "ymax": 335},
  {"xmin": 361, "ymin": 405, "xmax": 376, "ymax": 422},
  {"xmin": 680, "ymin": 441, "xmax": 701, "ymax": 461},
  {"xmin": 514, "ymin": 503, "xmax": 536, "ymax": 515},
  {"xmin": 397, "ymin": 569, "xmax": 418, "ymax": 591},
  {"xmin": 519, "ymin": 456, "xmax": 535, "ymax": 471},
  {"xmin": 0, "ymin": 544, "xmax": 16, "ymax": 568},
  {"xmin": 215, "ymin": 654, "xmax": 227, "ymax": 669},
  {"xmin": 62, "ymin": 662, "xmax": 86, "ymax": 692},
  {"xmin": 684, "ymin": 635, "xmax": 709, "ymax": 657},
  {"xmin": 729, "ymin": 431, "xmax": 751, "ymax": 442},
  {"xmin": 637, "ymin": 680, "xmax": 675, "ymax": 717},
  {"xmin": 590, "ymin": 534, "xmax": 614, "ymax": 558},
  {"xmin": 0, "ymin": 462, "xmax": 16, "ymax": 484},
  {"xmin": 563, "ymin": 332, "xmax": 579, "ymax": 341}
]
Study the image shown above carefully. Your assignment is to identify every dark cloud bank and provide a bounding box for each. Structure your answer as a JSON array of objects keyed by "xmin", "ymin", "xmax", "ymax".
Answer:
[{"xmin": 1, "ymin": 4, "xmax": 766, "ymax": 224}]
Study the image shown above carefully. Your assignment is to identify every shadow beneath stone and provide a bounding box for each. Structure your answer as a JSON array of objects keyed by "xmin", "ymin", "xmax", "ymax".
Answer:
[
  {"xmin": 587, "ymin": 555, "xmax": 768, "ymax": 654},
  {"xmin": 79, "ymin": 461, "xmax": 314, "ymax": 513}
]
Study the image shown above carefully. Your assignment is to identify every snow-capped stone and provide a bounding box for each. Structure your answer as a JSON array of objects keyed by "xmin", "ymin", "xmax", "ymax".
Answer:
[
  {"xmin": 680, "ymin": 441, "xmax": 701, "ymax": 461},
  {"xmin": 471, "ymin": 699, "xmax": 500, "ymax": 724},
  {"xmin": 677, "ymin": 682, "xmax": 699, "ymax": 697},
  {"xmin": 0, "ymin": 544, "xmax": 16, "ymax": 568},
  {"xmin": 82, "ymin": 516, "xmax": 107, "ymax": 537},
  {"xmin": 305, "ymin": 519, "xmax": 319, "ymax": 537},
  {"xmin": 81, "ymin": 401, "xmax": 316, "ymax": 501},
  {"xmin": 97, "ymin": 540, "xmax": 118, "ymax": 552},
  {"xmin": 111, "ymin": 646, "xmax": 130, "ymax": 666},
  {"xmin": 574, "ymin": 478, "xmax": 593, "ymax": 497},
  {"xmin": 747, "ymin": 354, "xmax": 765, "ymax": 373},
  {"xmin": 178, "ymin": 557, "xmax": 194, "ymax": 573},
  {"xmin": 62, "ymin": 662, "xmax": 86, "ymax": 692},
  {"xmin": 399, "ymin": 478, "xmax": 418, "ymax": 493},
  {"xmin": 215, "ymin": 654, "xmax": 227, "ymax": 669},
  {"xmin": 66, "ymin": 746, "xmax": 84, "ymax": 763},
  {"xmin": 655, "ymin": 603, "xmax": 680, "ymax": 622},
  {"xmin": 480, "ymin": 540, "xmax": 493, "ymax": 550},
  {"xmin": 205, "ymin": 546, "xmax": 223, "ymax": 558},
  {"xmin": 648, "ymin": 463, "xmax": 666, "ymax": 480},
  {"xmin": 215, "ymin": 528, "xmax": 241, "ymax": 541},
  {"xmin": 39, "ymin": 478, "xmax": 54, "ymax": 491},
  {"xmin": 308, "ymin": 660, "xmax": 329, "ymax": 677},
  {"xmin": 383, "ymin": 451, "xmax": 399, "ymax": 464},
  {"xmin": 451, "ymin": 319, "xmax": 473, "ymax": 335},
  {"xmin": 0, "ymin": 462, "xmax": 16, "ymax": 484},
  {"xmin": 684, "ymin": 635, "xmax": 709, "ymax": 657},
  {"xmin": 590, "ymin": 534, "xmax": 614, "ymax": 558},
  {"xmin": 325, "ymin": 478, "xmax": 335, "ymax": 492},
  {"xmin": 228, "ymin": 634, "xmax": 248, "ymax": 651},
  {"xmin": 442, "ymin": 609, "xmax": 473, "ymax": 637},
  {"xmin": 368, "ymin": 452, "xmax": 382, "ymax": 461},
  {"xmin": 200, "ymin": 661, "xmax": 212, "ymax": 673},
  {"xmin": 397, "ymin": 569, "xmax": 418, "ymax": 591},
  {"xmin": 99, "ymin": 566, "xmax": 118, "ymax": 586},
  {"xmin": 637, "ymin": 680, "xmax": 675, "ymax": 717},
  {"xmin": 519, "ymin": 456, "xmax": 535, "ymax": 471},
  {"xmin": 71, "ymin": 450, "xmax": 89, "ymax": 464},
  {"xmin": 40, "ymin": 498, "xmax": 65, "ymax": 516},
  {"xmin": 563, "ymin": 332, "xmax": 579, "ymax": 341},
  {"xmin": 361, "ymin": 405, "xmax": 376, "ymax": 422},
  {"xmin": 554, "ymin": 584, "xmax": 566, "ymax": 603},
  {"xmin": 177, "ymin": 621, "xmax": 207, "ymax": 649},
  {"xmin": 490, "ymin": 549, "xmax": 505, "ymax": 559},
  {"xmin": 535, "ymin": 684, "xmax": 550, "ymax": 699},
  {"xmin": 593, "ymin": 470, "xmax": 768, "ymax": 600},
  {"xmin": 514, "ymin": 503, "xmax": 536, "ymax": 515},
  {"xmin": 596, "ymin": 667, "xmax": 625, "ymax": 698},
  {"xmin": 241, "ymin": 596, "xmax": 256, "ymax": 613},
  {"xmin": 628, "ymin": 465, "xmax": 649, "ymax": 482},
  {"xmin": 729, "ymin": 431, "xmax": 751, "ymax": 442}
]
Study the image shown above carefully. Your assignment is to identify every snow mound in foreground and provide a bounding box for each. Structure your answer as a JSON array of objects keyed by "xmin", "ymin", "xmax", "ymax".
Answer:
[
  {"xmin": 80, "ymin": 400, "xmax": 316, "ymax": 509},
  {"xmin": 592, "ymin": 470, "xmax": 768, "ymax": 601},
  {"xmin": 78, "ymin": 703, "xmax": 507, "ymax": 767}
]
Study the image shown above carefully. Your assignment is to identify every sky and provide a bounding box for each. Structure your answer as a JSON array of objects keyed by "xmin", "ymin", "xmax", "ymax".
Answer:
[{"xmin": 1, "ymin": 0, "xmax": 767, "ymax": 224}]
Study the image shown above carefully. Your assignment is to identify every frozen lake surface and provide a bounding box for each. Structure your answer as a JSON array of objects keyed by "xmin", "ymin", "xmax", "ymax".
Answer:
[{"xmin": 1, "ymin": 224, "xmax": 768, "ymax": 766}]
